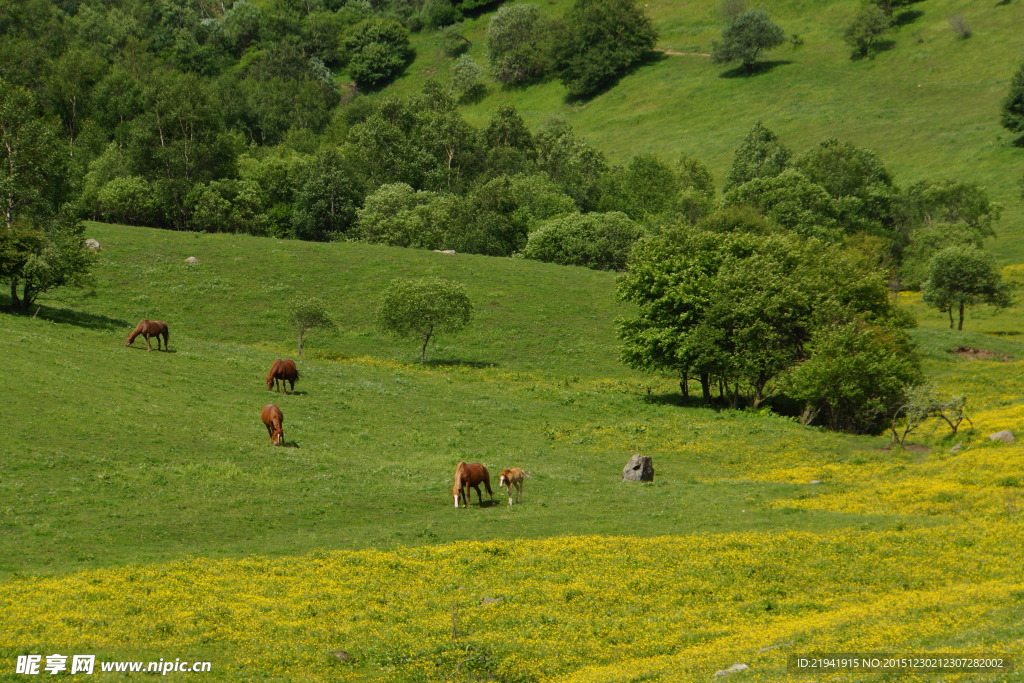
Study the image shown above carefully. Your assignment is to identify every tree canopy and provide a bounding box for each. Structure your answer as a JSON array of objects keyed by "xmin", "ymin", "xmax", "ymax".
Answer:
[
  {"xmin": 551, "ymin": 0, "xmax": 657, "ymax": 98},
  {"xmin": 377, "ymin": 277, "xmax": 473, "ymax": 364},
  {"xmin": 710, "ymin": 9, "xmax": 786, "ymax": 73},
  {"xmin": 922, "ymin": 245, "xmax": 1011, "ymax": 331}
]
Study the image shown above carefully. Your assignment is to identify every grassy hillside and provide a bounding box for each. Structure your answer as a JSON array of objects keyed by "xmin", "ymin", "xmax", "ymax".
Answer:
[
  {"xmin": 2, "ymin": 224, "xmax": 1024, "ymax": 679},
  {"xmin": 389, "ymin": 0, "xmax": 1024, "ymax": 260}
]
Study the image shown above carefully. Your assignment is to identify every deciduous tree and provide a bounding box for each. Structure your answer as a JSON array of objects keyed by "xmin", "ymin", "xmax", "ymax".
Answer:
[
  {"xmin": 711, "ymin": 9, "xmax": 785, "ymax": 74},
  {"xmin": 551, "ymin": 0, "xmax": 657, "ymax": 98},
  {"xmin": 290, "ymin": 295, "xmax": 335, "ymax": 357},
  {"xmin": 923, "ymin": 245, "xmax": 1010, "ymax": 331},
  {"xmin": 1001, "ymin": 60, "xmax": 1024, "ymax": 137},
  {"xmin": 377, "ymin": 277, "xmax": 473, "ymax": 364}
]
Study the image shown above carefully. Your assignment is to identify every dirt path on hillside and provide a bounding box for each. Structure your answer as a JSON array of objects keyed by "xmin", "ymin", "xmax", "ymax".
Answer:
[{"xmin": 655, "ymin": 48, "xmax": 711, "ymax": 57}]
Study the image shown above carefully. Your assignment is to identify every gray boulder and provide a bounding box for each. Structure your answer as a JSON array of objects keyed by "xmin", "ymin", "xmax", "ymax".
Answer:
[
  {"xmin": 84, "ymin": 238, "xmax": 101, "ymax": 250},
  {"xmin": 989, "ymin": 431, "xmax": 1015, "ymax": 444},
  {"xmin": 622, "ymin": 454, "xmax": 654, "ymax": 482}
]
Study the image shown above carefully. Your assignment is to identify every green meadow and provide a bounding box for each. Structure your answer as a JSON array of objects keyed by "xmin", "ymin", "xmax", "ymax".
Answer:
[
  {"xmin": 0, "ymin": 222, "xmax": 891, "ymax": 575},
  {"xmin": 3, "ymin": 223, "xmax": 1024, "ymax": 679},
  {"xmin": 388, "ymin": 0, "xmax": 1024, "ymax": 259}
]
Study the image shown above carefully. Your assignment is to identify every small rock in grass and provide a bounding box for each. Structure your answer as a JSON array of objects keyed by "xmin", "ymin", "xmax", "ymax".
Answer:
[
  {"xmin": 332, "ymin": 651, "xmax": 352, "ymax": 663},
  {"xmin": 715, "ymin": 663, "xmax": 749, "ymax": 677},
  {"xmin": 622, "ymin": 453, "xmax": 654, "ymax": 482},
  {"xmin": 184, "ymin": 256, "xmax": 199, "ymax": 263},
  {"xmin": 989, "ymin": 431, "xmax": 1015, "ymax": 444},
  {"xmin": 85, "ymin": 238, "xmax": 101, "ymax": 250}
]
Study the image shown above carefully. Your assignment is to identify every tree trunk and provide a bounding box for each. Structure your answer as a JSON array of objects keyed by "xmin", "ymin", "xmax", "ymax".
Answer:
[
  {"xmin": 680, "ymin": 372, "xmax": 688, "ymax": 399},
  {"xmin": 948, "ymin": 307, "xmax": 954, "ymax": 329},
  {"xmin": 298, "ymin": 330, "xmax": 305, "ymax": 357},
  {"xmin": 10, "ymin": 280, "xmax": 20, "ymax": 309},
  {"xmin": 958, "ymin": 302, "xmax": 965, "ymax": 331},
  {"xmin": 420, "ymin": 331, "xmax": 432, "ymax": 364},
  {"xmin": 699, "ymin": 373, "xmax": 711, "ymax": 404}
]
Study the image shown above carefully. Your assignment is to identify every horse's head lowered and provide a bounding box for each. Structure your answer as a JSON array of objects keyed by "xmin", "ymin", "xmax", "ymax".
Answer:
[{"xmin": 271, "ymin": 426, "xmax": 284, "ymax": 446}]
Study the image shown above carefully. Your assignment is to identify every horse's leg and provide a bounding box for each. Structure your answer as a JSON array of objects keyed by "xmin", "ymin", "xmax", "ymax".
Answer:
[{"xmin": 144, "ymin": 333, "xmax": 152, "ymax": 351}]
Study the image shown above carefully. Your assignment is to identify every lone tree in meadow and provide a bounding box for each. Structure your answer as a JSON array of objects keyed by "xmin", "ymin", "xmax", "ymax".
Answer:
[
  {"xmin": 377, "ymin": 277, "xmax": 473, "ymax": 364},
  {"xmin": 1001, "ymin": 60, "xmax": 1024, "ymax": 138},
  {"xmin": 290, "ymin": 296, "xmax": 335, "ymax": 357},
  {"xmin": 711, "ymin": 9, "xmax": 786, "ymax": 74},
  {"xmin": 922, "ymin": 245, "xmax": 1011, "ymax": 331},
  {"xmin": 843, "ymin": 4, "xmax": 892, "ymax": 60}
]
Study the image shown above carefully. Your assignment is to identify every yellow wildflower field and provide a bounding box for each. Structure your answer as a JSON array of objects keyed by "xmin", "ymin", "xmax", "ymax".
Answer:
[{"xmin": 2, "ymin": 526, "xmax": 1021, "ymax": 681}]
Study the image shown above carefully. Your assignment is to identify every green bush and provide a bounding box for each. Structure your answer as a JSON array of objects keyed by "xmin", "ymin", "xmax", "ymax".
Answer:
[
  {"xmin": 523, "ymin": 211, "xmax": 642, "ymax": 270},
  {"xmin": 345, "ymin": 19, "xmax": 414, "ymax": 88}
]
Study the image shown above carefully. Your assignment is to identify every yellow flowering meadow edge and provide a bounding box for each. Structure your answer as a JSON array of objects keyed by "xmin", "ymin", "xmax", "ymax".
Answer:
[{"xmin": 1, "ymin": 528, "xmax": 1021, "ymax": 682}]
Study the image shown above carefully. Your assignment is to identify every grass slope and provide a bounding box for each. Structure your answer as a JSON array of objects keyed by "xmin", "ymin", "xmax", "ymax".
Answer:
[
  {"xmin": 3, "ymin": 224, "xmax": 1024, "ymax": 680},
  {"xmin": 390, "ymin": 0, "xmax": 1024, "ymax": 260}
]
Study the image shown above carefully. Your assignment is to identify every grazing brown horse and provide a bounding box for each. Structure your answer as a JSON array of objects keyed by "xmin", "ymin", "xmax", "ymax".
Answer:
[
  {"xmin": 261, "ymin": 404, "xmax": 284, "ymax": 446},
  {"xmin": 125, "ymin": 319, "xmax": 169, "ymax": 351},
  {"xmin": 498, "ymin": 467, "xmax": 530, "ymax": 506},
  {"xmin": 266, "ymin": 359, "xmax": 300, "ymax": 393},
  {"xmin": 452, "ymin": 462, "xmax": 493, "ymax": 508}
]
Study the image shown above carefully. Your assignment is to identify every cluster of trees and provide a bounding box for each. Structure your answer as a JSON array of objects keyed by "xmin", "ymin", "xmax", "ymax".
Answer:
[
  {"xmin": 618, "ymin": 226, "xmax": 920, "ymax": 433},
  {"xmin": 614, "ymin": 118, "xmax": 1011, "ymax": 434}
]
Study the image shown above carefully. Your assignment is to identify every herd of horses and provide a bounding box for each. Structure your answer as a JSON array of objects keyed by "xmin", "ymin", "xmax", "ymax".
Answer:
[{"xmin": 126, "ymin": 319, "xmax": 530, "ymax": 507}]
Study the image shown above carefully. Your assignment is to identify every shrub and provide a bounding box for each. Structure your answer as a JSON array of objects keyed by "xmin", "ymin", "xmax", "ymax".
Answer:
[
  {"xmin": 523, "ymin": 211, "xmax": 643, "ymax": 270},
  {"xmin": 843, "ymin": 5, "xmax": 892, "ymax": 59},
  {"xmin": 345, "ymin": 19, "xmax": 414, "ymax": 88}
]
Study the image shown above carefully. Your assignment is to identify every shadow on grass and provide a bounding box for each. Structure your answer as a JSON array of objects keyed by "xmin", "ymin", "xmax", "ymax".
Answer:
[
  {"xmin": 996, "ymin": 0, "xmax": 1013, "ymax": 6},
  {"xmin": 642, "ymin": 391, "xmax": 748, "ymax": 412},
  {"xmin": 893, "ymin": 9, "xmax": 924, "ymax": 27},
  {"xmin": 1011, "ymin": 134, "xmax": 1024, "ymax": 148},
  {"xmin": 850, "ymin": 40, "xmax": 897, "ymax": 61},
  {"xmin": 424, "ymin": 359, "xmax": 498, "ymax": 369},
  {"xmin": 2, "ymin": 300, "xmax": 129, "ymax": 331},
  {"xmin": 562, "ymin": 51, "xmax": 668, "ymax": 104},
  {"xmin": 125, "ymin": 346, "xmax": 177, "ymax": 353},
  {"xmin": 718, "ymin": 60, "xmax": 792, "ymax": 78}
]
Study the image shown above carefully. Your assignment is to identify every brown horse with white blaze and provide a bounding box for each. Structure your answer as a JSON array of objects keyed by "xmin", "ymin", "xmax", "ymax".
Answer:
[
  {"xmin": 266, "ymin": 359, "xmax": 299, "ymax": 393},
  {"xmin": 261, "ymin": 404, "xmax": 284, "ymax": 446},
  {"xmin": 125, "ymin": 319, "xmax": 169, "ymax": 351},
  {"xmin": 452, "ymin": 462, "xmax": 493, "ymax": 508}
]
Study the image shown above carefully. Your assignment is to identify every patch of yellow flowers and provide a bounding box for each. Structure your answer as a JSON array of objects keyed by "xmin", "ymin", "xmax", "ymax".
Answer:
[{"xmin": 2, "ymin": 526, "xmax": 1022, "ymax": 681}]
